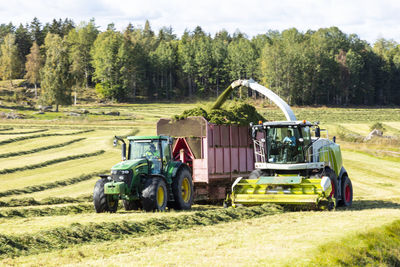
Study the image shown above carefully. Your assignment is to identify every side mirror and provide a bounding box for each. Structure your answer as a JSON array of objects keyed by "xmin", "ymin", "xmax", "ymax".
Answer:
[
  {"xmin": 333, "ymin": 136, "xmax": 336, "ymax": 143},
  {"xmin": 168, "ymin": 137, "xmax": 173, "ymax": 145},
  {"xmin": 113, "ymin": 139, "xmax": 117, "ymax": 147},
  {"xmin": 315, "ymin": 127, "xmax": 320, "ymax": 138},
  {"xmin": 121, "ymin": 143, "xmax": 127, "ymax": 161}
]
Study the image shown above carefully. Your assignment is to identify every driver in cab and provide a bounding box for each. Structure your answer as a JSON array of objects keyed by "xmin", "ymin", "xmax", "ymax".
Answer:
[
  {"xmin": 283, "ymin": 130, "xmax": 296, "ymax": 147},
  {"xmin": 145, "ymin": 143, "xmax": 160, "ymax": 159}
]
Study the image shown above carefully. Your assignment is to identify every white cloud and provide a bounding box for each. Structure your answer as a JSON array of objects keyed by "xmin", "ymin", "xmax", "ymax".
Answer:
[{"xmin": 0, "ymin": 0, "xmax": 399, "ymax": 43}]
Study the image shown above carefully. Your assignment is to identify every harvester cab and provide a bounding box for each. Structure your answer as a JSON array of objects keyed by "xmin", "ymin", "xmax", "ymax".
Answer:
[{"xmin": 93, "ymin": 135, "xmax": 194, "ymax": 213}]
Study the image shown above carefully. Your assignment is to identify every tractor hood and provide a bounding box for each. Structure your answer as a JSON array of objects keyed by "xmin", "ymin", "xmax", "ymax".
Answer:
[{"xmin": 111, "ymin": 158, "xmax": 147, "ymax": 171}]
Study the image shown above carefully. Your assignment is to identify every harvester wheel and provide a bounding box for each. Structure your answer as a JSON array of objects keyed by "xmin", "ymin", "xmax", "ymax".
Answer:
[
  {"xmin": 171, "ymin": 168, "xmax": 194, "ymax": 210},
  {"xmin": 93, "ymin": 179, "xmax": 119, "ymax": 213},
  {"xmin": 341, "ymin": 175, "xmax": 353, "ymax": 207},
  {"xmin": 323, "ymin": 168, "xmax": 338, "ymax": 206},
  {"xmin": 123, "ymin": 200, "xmax": 140, "ymax": 211},
  {"xmin": 141, "ymin": 177, "xmax": 168, "ymax": 212}
]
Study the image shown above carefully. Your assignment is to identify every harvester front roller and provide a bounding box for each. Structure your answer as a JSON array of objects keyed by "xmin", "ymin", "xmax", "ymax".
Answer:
[{"xmin": 230, "ymin": 175, "xmax": 335, "ymax": 210}]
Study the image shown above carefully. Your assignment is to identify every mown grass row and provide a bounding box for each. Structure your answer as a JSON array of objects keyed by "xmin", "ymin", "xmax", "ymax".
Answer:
[
  {"xmin": 0, "ymin": 137, "xmax": 86, "ymax": 159},
  {"xmin": 0, "ymin": 129, "xmax": 94, "ymax": 146},
  {"xmin": 0, "ymin": 170, "xmax": 107, "ymax": 198},
  {"xmin": 0, "ymin": 195, "xmax": 92, "ymax": 207},
  {"xmin": 0, "ymin": 150, "xmax": 105, "ymax": 175},
  {"xmin": 0, "ymin": 129, "xmax": 48, "ymax": 135},
  {"xmin": 0, "ymin": 127, "xmax": 13, "ymax": 132},
  {"xmin": 0, "ymin": 204, "xmax": 282, "ymax": 258},
  {"xmin": 312, "ymin": 219, "xmax": 400, "ymax": 266},
  {"xmin": 0, "ymin": 203, "xmax": 94, "ymax": 219}
]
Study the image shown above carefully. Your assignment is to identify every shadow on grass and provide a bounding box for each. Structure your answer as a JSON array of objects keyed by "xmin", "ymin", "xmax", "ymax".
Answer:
[{"xmin": 340, "ymin": 199, "xmax": 400, "ymax": 211}]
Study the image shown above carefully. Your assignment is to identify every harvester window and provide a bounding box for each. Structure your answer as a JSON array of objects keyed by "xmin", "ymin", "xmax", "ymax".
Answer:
[{"xmin": 265, "ymin": 127, "xmax": 304, "ymax": 164}]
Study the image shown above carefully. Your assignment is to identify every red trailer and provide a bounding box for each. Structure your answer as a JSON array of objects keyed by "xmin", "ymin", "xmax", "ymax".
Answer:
[{"xmin": 157, "ymin": 116, "xmax": 254, "ymax": 201}]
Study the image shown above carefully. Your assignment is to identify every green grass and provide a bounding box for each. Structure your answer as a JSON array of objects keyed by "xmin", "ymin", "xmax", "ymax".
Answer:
[
  {"xmin": 0, "ymin": 205, "xmax": 282, "ymax": 258},
  {"xmin": 310, "ymin": 220, "xmax": 400, "ymax": 266}
]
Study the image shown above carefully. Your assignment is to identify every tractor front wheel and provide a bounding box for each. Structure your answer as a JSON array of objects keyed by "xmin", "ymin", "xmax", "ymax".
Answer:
[
  {"xmin": 93, "ymin": 179, "xmax": 119, "ymax": 213},
  {"xmin": 171, "ymin": 168, "xmax": 194, "ymax": 210},
  {"xmin": 141, "ymin": 177, "xmax": 168, "ymax": 212}
]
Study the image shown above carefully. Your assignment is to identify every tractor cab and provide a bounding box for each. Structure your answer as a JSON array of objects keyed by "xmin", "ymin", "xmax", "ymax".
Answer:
[
  {"xmin": 251, "ymin": 121, "xmax": 318, "ymax": 165},
  {"xmin": 127, "ymin": 136, "xmax": 173, "ymax": 175}
]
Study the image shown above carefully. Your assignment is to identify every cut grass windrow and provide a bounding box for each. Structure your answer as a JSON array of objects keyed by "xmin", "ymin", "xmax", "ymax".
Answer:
[
  {"xmin": 0, "ymin": 195, "xmax": 92, "ymax": 207},
  {"xmin": 0, "ymin": 128, "xmax": 13, "ymax": 132},
  {"xmin": 0, "ymin": 137, "xmax": 86, "ymax": 159},
  {"xmin": 0, "ymin": 204, "xmax": 283, "ymax": 259},
  {"xmin": 0, "ymin": 129, "xmax": 48, "ymax": 135},
  {"xmin": 0, "ymin": 170, "xmax": 108, "ymax": 198},
  {"xmin": 0, "ymin": 203, "xmax": 94, "ymax": 219},
  {"xmin": 311, "ymin": 219, "xmax": 400, "ymax": 266},
  {"xmin": 0, "ymin": 150, "xmax": 105, "ymax": 175},
  {"xmin": 0, "ymin": 129, "xmax": 94, "ymax": 146}
]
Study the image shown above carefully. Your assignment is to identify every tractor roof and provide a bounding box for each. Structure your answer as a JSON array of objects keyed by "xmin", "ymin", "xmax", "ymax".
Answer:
[{"xmin": 127, "ymin": 135, "xmax": 170, "ymax": 141}]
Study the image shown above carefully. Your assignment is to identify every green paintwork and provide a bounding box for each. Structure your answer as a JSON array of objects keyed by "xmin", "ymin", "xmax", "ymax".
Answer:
[
  {"xmin": 256, "ymin": 176, "xmax": 302, "ymax": 185},
  {"xmin": 111, "ymin": 158, "xmax": 147, "ymax": 171},
  {"xmin": 104, "ymin": 181, "xmax": 127, "ymax": 195},
  {"xmin": 319, "ymin": 143, "xmax": 343, "ymax": 176},
  {"xmin": 165, "ymin": 161, "xmax": 182, "ymax": 184}
]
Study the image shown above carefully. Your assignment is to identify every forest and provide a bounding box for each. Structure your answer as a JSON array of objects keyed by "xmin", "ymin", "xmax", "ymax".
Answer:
[{"xmin": 0, "ymin": 17, "xmax": 400, "ymax": 106}]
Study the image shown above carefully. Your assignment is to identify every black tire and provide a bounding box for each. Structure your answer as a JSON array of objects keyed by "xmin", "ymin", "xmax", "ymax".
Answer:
[
  {"xmin": 141, "ymin": 177, "xmax": 168, "ymax": 212},
  {"xmin": 322, "ymin": 168, "xmax": 338, "ymax": 206},
  {"xmin": 171, "ymin": 168, "xmax": 194, "ymax": 210},
  {"xmin": 341, "ymin": 175, "xmax": 353, "ymax": 207},
  {"xmin": 93, "ymin": 178, "xmax": 119, "ymax": 213},
  {"xmin": 248, "ymin": 169, "xmax": 263, "ymax": 179},
  {"xmin": 123, "ymin": 200, "xmax": 141, "ymax": 211}
]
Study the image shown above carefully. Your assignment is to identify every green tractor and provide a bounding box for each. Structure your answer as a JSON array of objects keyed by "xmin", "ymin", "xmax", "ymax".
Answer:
[{"xmin": 93, "ymin": 135, "xmax": 194, "ymax": 212}]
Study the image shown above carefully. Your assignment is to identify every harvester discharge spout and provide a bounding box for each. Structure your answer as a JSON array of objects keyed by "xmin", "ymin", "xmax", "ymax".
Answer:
[{"xmin": 211, "ymin": 79, "xmax": 297, "ymax": 121}]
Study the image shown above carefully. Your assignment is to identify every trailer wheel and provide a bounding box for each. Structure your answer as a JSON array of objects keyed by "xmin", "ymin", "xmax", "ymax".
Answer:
[
  {"xmin": 171, "ymin": 168, "xmax": 194, "ymax": 210},
  {"xmin": 341, "ymin": 175, "xmax": 353, "ymax": 207},
  {"xmin": 93, "ymin": 179, "xmax": 118, "ymax": 213},
  {"xmin": 141, "ymin": 177, "xmax": 168, "ymax": 212},
  {"xmin": 123, "ymin": 200, "xmax": 140, "ymax": 211},
  {"xmin": 323, "ymin": 168, "xmax": 338, "ymax": 206}
]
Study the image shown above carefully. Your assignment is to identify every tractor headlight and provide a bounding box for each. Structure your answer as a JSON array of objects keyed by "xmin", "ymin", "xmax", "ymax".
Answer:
[{"xmin": 321, "ymin": 176, "xmax": 331, "ymax": 192}]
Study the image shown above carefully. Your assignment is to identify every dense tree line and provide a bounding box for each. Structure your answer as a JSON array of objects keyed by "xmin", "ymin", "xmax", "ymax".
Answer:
[{"xmin": 0, "ymin": 18, "xmax": 400, "ymax": 107}]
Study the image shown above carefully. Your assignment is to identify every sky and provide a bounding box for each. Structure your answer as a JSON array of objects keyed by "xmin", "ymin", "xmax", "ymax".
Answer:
[{"xmin": 0, "ymin": 0, "xmax": 399, "ymax": 44}]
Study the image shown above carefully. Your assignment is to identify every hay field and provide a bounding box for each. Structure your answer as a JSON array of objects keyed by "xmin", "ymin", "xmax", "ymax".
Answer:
[{"xmin": 1, "ymin": 103, "xmax": 400, "ymax": 266}]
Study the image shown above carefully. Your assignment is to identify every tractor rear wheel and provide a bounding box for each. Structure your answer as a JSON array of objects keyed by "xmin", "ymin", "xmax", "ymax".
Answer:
[
  {"xmin": 171, "ymin": 168, "xmax": 194, "ymax": 210},
  {"xmin": 341, "ymin": 175, "xmax": 353, "ymax": 207},
  {"xmin": 93, "ymin": 179, "xmax": 119, "ymax": 213},
  {"xmin": 141, "ymin": 177, "xmax": 168, "ymax": 212},
  {"xmin": 123, "ymin": 200, "xmax": 141, "ymax": 211}
]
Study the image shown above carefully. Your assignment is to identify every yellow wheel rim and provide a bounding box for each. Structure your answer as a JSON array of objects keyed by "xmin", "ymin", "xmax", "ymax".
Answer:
[
  {"xmin": 181, "ymin": 177, "xmax": 191, "ymax": 203},
  {"xmin": 157, "ymin": 185, "xmax": 165, "ymax": 207}
]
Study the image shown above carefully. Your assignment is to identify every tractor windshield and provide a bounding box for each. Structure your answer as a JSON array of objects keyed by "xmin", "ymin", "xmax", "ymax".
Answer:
[
  {"xmin": 264, "ymin": 126, "xmax": 310, "ymax": 164},
  {"xmin": 130, "ymin": 140, "xmax": 162, "ymax": 173}
]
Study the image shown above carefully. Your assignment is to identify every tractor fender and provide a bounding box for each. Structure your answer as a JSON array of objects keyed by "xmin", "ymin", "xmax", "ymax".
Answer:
[
  {"xmin": 165, "ymin": 161, "xmax": 191, "ymax": 184},
  {"xmin": 337, "ymin": 166, "xmax": 348, "ymax": 191}
]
